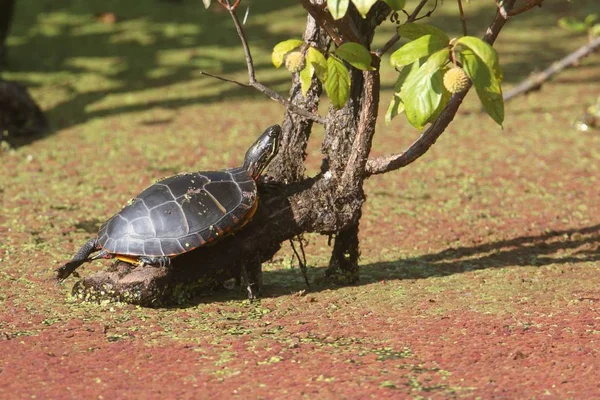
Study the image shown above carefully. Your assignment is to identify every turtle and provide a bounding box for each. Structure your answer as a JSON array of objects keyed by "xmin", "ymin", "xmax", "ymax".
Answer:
[{"xmin": 56, "ymin": 124, "xmax": 282, "ymax": 296}]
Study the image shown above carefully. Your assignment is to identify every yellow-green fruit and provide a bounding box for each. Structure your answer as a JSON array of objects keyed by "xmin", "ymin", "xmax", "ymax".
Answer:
[
  {"xmin": 285, "ymin": 51, "xmax": 305, "ymax": 73},
  {"xmin": 443, "ymin": 67, "xmax": 470, "ymax": 93}
]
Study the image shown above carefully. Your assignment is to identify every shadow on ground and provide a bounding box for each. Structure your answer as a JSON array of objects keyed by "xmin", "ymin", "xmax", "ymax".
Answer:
[
  {"xmin": 185, "ymin": 223, "xmax": 600, "ymax": 305},
  {"xmin": 4, "ymin": 0, "xmax": 599, "ymax": 147},
  {"xmin": 3, "ymin": 0, "xmax": 301, "ymax": 147}
]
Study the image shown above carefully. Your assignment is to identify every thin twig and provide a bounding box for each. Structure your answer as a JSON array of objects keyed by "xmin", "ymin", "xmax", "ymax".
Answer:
[
  {"xmin": 198, "ymin": 71, "xmax": 249, "ymax": 87},
  {"xmin": 375, "ymin": 0, "xmax": 431, "ymax": 57},
  {"xmin": 366, "ymin": 0, "xmax": 518, "ymax": 176},
  {"xmin": 457, "ymin": 0, "xmax": 467, "ymax": 36},
  {"xmin": 504, "ymin": 35, "xmax": 600, "ymax": 102},
  {"xmin": 289, "ymin": 238, "xmax": 310, "ymax": 288},
  {"xmin": 509, "ymin": 0, "xmax": 544, "ymax": 16},
  {"xmin": 204, "ymin": 0, "xmax": 327, "ymax": 124},
  {"xmin": 413, "ymin": 0, "xmax": 438, "ymax": 22}
]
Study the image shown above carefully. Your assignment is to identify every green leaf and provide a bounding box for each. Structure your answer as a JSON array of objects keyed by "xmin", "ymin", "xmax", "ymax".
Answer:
[
  {"xmin": 592, "ymin": 24, "xmax": 600, "ymax": 37},
  {"xmin": 385, "ymin": 94, "xmax": 404, "ymax": 125},
  {"xmin": 325, "ymin": 56, "xmax": 351, "ymax": 109},
  {"xmin": 334, "ymin": 42, "xmax": 374, "ymax": 71},
  {"xmin": 202, "ymin": 0, "xmax": 211, "ymax": 8},
  {"xmin": 394, "ymin": 60, "xmax": 420, "ymax": 92},
  {"xmin": 390, "ymin": 34, "xmax": 449, "ymax": 69},
  {"xmin": 272, "ymin": 39, "xmax": 304, "ymax": 68},
  {"xmin": 427, "ymin": 84, "xmax": 451, "ymax": 124},
  {"xmin": 397, "ymin": 23, "xmax": 450, "ymax": 43},
  {"xmin": 459, "ymin": 49, "xmax": 504, "ymax": 125},
  {"xmin": 300, "ymin": 64, "xmax": 314, "ymax": 97},
  {"xmin": 455, "ymin": 36, "xmax": 501, "ymax": 80},
  {"xmin": 306, "ymin": 47, "xmax": 328, "ymax": 82},
  {"xmin": 585, "ymin": 14, "xmax": 599, "ymax": 27},
  {"xmin": 351, "ymin": 0, "xmax": 377, "ymax": 18},
  {"xmin": 386, "ymin": 58, "xmax": 426, "ymax": 125},
  {"xmin": 383, "ymin": 0, "xmax": 406, "ymax": 11},
  {"xmin": 327, "ymin": 0, "xmax": 350, "ymax": 20},
  {"xmin": 558, "ymin": 17, "xmax": 588, "ymax": 33},
  {"xmin": 401, "ymin": 49, "xmax": 449, "ymax": 129}
]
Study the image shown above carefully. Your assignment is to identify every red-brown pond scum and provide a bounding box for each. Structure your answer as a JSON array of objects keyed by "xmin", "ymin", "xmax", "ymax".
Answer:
[{"xmin": 1, "ymin": 0, "xmax": 600, "ymax": 397}]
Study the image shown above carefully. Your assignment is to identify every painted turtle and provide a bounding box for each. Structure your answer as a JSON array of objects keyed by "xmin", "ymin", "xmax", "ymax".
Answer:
[{"xmin": 56, "ymin": 125, "xmax": 281, "ymax": 288}]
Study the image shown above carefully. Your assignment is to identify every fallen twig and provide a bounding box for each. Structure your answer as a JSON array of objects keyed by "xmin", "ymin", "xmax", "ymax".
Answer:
[{"xmin": 504, "ymin": 36, "xmax": 600, "ymax": 103}]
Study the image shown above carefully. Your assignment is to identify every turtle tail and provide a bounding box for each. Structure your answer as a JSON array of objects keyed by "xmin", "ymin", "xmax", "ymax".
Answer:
[{"xmin": 55, "ymin": 238, "xmax": 101, "ymax": 282}]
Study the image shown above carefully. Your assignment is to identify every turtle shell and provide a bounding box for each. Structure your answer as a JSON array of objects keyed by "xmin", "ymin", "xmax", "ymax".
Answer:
[{"xmin": 96, "ymin": 167, "xmax": 257, "ymax": 257}]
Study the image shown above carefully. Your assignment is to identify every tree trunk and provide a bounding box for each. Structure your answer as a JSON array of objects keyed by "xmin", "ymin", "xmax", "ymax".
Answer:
[
  {"xmin": 74, "ymin": 4, "xmax": 390, "ymax": 305},
  {"xmin": 0, "ymin": 0, "xmax": 49, "ymax": 144},
  {"xmin": 269, "ymin": 10, "xmax": 329, "ymax": 183},
  {"xmin": 0, "ymin": 0, "xmax": 16, "ymax": 68}
]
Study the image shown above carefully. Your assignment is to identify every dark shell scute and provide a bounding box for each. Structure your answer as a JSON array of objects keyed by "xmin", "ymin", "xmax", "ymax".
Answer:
[
  {"xmin": 230, "ymin": 168, "xmax": 253, "ymax": 183},
  {"xmin": 161, "ymin": 173, "xmax": 210, "ymax": 198},
  {"xmin": 139, "ymin": 184, "xmax": 176, "ymax": 209},
  {"xmin": 204, "ymin": 181, "xmax": 243, "ymax": 214},
  {"xmin": 179, "ymin": 189, "xmax": 226, "ymax": 233},
  {"xmin": 104, "ymin": 237, "xmax": 116, "ymax": 251},
  {"xmin": 130, "ymin": 217, "xmax": 156, "ymax": 237},
  {"xmin": 143, "ymin": 239, "xmax": 164, "ymax": 256},
  {"xmin": 203, "ymin": 170, "xmax": 233, "ymax": 182},
  {"xmin": 159, "ymin": 238, "xmax": 185, "ymax": 255},
  {"xmin": 115, "ymin": 237, "xmax": 130, "ymax": 253},
  {"xmin": 127, "ymin": 239, "xmax": 145, "ymax": 255},
  {"xmin": 237, "ymin": 179, "xmax": 256, "ymax": 195},
  {"xmin": 103, "ymin": 214, "xmax": 127, "ymax": 239},
  {"xmin": 177, "ymin": 234, "xmax": 202, "ymax": 251},
  {"xmin": 149, "ymin": 201, "xmax": 187, "ymax": 238}
]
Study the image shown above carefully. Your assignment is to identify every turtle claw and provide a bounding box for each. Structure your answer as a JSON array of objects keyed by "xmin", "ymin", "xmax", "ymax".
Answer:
[
  {"xmin": 138, "ymin": 256, "xmax": 171, "ymax": 268},
  {"xmin": 246, "ymin": 283, "xmax": 261, "ymax": 301}
]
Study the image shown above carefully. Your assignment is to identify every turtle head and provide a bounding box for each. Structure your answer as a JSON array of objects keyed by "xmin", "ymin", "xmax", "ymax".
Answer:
[{"xmin": 243, "ymin": 124, "xmax": 282, "ymax": 180}]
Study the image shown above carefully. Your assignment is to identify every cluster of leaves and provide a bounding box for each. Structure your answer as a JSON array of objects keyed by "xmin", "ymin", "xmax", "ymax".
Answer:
[
  {"xmin": 273, "ymin": 20, "xmax": 504, "ymax": 128},
  {"xmin": 558, "ymin": 14, "xmax": 600, "ymax": 38},
  {"xmin": 206, "ymin": 0, "xmax": 507, "ymax": 129},
  {"xmin": 273, "ymin": 40, "xmax": 373, "ymax": 108},
  {"xmin": 387, "ymin": 23, "xmax": 504, "ymax": 128}
]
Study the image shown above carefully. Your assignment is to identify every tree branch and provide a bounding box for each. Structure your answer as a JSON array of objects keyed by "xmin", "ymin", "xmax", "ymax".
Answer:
[
  {"xmin": 365, "ymin": 91, "xmax": 467, "ymax": 176},
  {"xmin": 457, "ymin": 0, "xmax": 467, "ymax": 36},
  {"xmin": 298, "ymin": 0, "xmax": 344, "ymax": 46},
  {"xmin": 298, "ymin": 0, "xmax": 362, "ymax": 45},
  {"xmin": 509, "ymin": 0, "xmax": 544, "ymax": 17},
  {"xmin": 202, "ymin": 0, "xmax": 327, "ymax": 124},
  {"xmin": 366, "ymin": 0, "xmax": 517, "ymax": 176},
  {"xmin": 504, "ymin": 35, "xmax": 600, "ymax": 102}
]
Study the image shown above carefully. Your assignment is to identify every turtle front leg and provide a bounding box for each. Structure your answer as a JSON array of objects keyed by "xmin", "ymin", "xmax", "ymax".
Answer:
[{"xmin": 138, "ymin": 256, "xmax": 172, "ymax": 268}]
